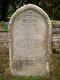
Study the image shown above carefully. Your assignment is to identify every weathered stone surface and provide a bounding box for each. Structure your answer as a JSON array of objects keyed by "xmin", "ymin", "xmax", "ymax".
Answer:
[
  {"xmin": 0, "ymin": 23, "xmax": 60, "ymax": 54},
  {"xmin": 8, "ymin": 4, "xmax": 52, "ymax": 76}
]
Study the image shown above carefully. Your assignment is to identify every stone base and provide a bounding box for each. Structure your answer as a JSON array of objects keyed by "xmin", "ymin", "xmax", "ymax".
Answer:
[{"xmin": 10, "ymin": 62, "xmax": 49, "ymax": 76}]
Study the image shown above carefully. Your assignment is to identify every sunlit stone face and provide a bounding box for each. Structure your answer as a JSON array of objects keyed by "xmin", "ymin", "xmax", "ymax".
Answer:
[
  {"xmin": 13, "ymin": 10, "xmax": 47, "ymax": 59},
  {"xmin": 9, "ymin": 4, "xmax": 51, "ymax": 76}
]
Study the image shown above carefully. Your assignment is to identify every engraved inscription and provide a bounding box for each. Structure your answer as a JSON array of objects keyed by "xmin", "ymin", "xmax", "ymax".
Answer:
[
  {"xmin": 12, "ymin": 10, "xmax": 47, "ymax": 69},
  {"xmin": 9, "ymin": 5, "xmax": 51, "ymax": 76}
]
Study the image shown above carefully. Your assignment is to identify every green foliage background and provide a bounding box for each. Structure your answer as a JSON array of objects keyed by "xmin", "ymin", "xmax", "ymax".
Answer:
[{"xmin": 0, "ymin": 0, "xmax": 60, "ymax": 21}]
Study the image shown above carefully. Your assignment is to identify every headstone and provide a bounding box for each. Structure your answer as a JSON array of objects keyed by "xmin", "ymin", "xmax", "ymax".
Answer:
[{"xmin": 8, "ymin": 4, "xmax": 52, "ymax": 76}]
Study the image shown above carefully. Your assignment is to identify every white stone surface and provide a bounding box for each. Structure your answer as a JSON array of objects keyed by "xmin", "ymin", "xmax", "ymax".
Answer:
[{"xmin": 9, "ymin": 4, "xmax": 52, "ymax": 76}]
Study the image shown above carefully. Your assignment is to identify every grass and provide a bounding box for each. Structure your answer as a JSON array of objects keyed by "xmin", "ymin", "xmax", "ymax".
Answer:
[
  {"xmin": 0, "ymin": 47, "xmax": 60, "ymax": 80},
  {"xmin": 50, "ymin": 54, "xmax": 60, "ymax": 80},
  {"xmin": 51, "ymin": 20, "xmax": 60, "ymax": 24}
]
